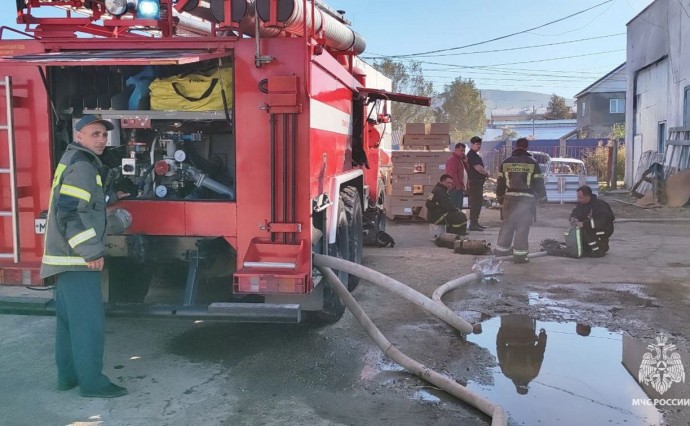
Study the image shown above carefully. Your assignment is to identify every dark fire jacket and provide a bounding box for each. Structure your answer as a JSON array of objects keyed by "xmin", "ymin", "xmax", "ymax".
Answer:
[
  {"xmin": 496, "ymin": 149, "xmax": 546, "ymax": 200},
  {"xmin": 570, "ymin": 194, "xmax": 615, "ymax": 238},
  {"xmin": 426, "ymin": 182, "xmax": 456, "ymax": 224}
]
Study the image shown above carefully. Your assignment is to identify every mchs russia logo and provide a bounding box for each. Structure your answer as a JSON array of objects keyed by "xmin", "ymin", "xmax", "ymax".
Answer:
[{"xmin": 638, "ymin": 334, "xmax": 686, "ymax": 395}]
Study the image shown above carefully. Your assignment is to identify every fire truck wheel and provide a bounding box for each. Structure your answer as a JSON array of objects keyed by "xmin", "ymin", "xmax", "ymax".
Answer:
[
  {"xmin": 341, "ymin": 186, "xmax": 363, "ymax": 290},
  {"xmin": 377, "ymin": 178, "xmax": 387, "ymax": 234},
  {"xmin": 376, "ymin": 177, "xmax": 386, "ymax": 208},
  {"xmin": 364, "ymin": 179, "xmax": 386, "ymax": 246},
  {"xmin": 107, "ymin": 258, "xmax": 152, "ymax": 303},
  {"xmin": 307, "ymin": 199, "xmax": 349, "ymax": 323}
]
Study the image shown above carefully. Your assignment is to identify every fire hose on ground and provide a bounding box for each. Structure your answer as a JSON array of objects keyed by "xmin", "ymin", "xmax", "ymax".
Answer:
[
  {"xmin": 312, "ymin": 253, "xmax": 507, "ymax": 426},
  {"xmin": 314, "ymin": 254, "xmax": 473, "ymax": 334},
  {"xmin": 432, "ymin": 251, "xmax": 549, "ymax": 303}
]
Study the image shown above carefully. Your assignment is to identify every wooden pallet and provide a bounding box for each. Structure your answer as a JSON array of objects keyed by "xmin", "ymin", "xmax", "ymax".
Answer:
[{"xmin": 665, "ymin": 127, "xmax": 690, "ymax": 173}]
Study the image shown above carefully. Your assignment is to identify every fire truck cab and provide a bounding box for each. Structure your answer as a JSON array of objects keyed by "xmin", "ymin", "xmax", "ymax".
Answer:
[{"xmin": 0, "ymin": 0, "xmax": 428, "ymax": 322}]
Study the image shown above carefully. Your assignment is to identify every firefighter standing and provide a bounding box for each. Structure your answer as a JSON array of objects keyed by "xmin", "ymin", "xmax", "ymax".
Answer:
[
  {"xmin": 426, "ymin": 174, "xmax": 468, "ymax": 236},
  {"xmin": 40, "ymin": 115, "xmax": 127, "ymax": 398},
  {"xmin": 570, "ymin": 185, "xmax": 615, "ymax": 257},
  {"xmin": 494, "ymin": 138, "xmax": 546, "ymax": 263}
]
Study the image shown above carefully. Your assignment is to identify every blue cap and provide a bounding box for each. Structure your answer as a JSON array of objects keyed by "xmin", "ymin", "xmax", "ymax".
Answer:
[{"xmin": 75, "ymin": 114, "xmax": 114, "ymax": 131}]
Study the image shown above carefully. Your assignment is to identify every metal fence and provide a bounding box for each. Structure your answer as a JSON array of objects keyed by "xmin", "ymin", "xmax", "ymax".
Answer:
[{"xmin": 486, "ymin": 139, "xmax": 624, "ymax": 182}]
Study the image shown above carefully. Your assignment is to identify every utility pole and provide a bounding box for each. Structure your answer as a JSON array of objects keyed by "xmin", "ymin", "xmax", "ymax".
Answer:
[{"xmin": 532, "ymin": 105, "xmax": 535, "ymax": 139}]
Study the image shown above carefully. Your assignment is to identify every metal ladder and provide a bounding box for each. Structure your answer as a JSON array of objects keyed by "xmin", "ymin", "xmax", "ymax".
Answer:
[{"xmin": 0, "ymin": 76, "xmax": 20, "ymax": 263}]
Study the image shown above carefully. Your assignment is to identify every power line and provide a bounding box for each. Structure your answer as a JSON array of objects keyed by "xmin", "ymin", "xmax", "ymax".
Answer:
[
  {"xmin": 364, "ymin": 33, "xmax": 625, "ymax": 59},
  {"xmin": 425, "ymin": 72, "xmax": 624, "ymax": 84},
  {"xmin": 399, "ymin": 49, "xmax": 624, "ymax": 70},
  {"xmin": 423, "ymin": 75, "xmax": 613, "ymax": 84},
  {"xmin": 423, "ymin": 65, "xmax": 619, "ymax": 78},
  {"xmin": 476, "ymin": 64, "xmax": 623, "ymax": 75},
  {"xmin": 443, "ymin": 81, "xmax": 590, "ymax": 91},
  {"xmin": 377, "ymin": 0, "xmax": 615, "ymax": 58},
  {"xmin": 375, "ymin": 51, "xmax": 626, "ymax": 79},
  {"xmin": 423, "ymin": 67, "xmax": 614, "ymax": 79},
  {"xmin": 678, "ymin": 0, "xmax": 690, "ymax": 18},
  {"xmin": 528, "ymin": 0, "xmax": 617, "ymax": 36}
]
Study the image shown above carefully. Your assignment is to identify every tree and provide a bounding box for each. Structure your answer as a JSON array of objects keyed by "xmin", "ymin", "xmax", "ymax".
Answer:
[
  {"xmin": 610, "ymin": 122, "xmax": 625, "ymax": 140},
  {"xmin": 372, "ymin": 59, "xmax": 436, "ymax": 132},
  {"xmin": 545, "ymin": 94, "xmax": 572, "ymax": 119},
  {"xmin": 493, "ymin": 127, "xmax": 517, "ymax": 141},
  {"xmin": 434, "ymin": 77, "xmax": 486, "ymax": 141}
]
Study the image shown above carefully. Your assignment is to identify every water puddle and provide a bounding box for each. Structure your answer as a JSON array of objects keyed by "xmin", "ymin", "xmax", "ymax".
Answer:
[{"xmin": 466, "ymin": 315, "xmax": 687, "ymax": 425}]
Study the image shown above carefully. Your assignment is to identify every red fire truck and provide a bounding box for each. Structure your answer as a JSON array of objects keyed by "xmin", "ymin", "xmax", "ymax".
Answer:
[{"xmin": 0, "ymin": 0, "xmax": 428, "ymax": 322}]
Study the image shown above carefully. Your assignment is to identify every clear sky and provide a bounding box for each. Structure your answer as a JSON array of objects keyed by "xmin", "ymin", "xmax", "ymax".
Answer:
[
  {"xmin": 2, "ymin": 0, "xmax": 655, "ymax": 99},
  {"xmin": 330, "ymin": 0, "xmax": 655, "ymax": 99}
]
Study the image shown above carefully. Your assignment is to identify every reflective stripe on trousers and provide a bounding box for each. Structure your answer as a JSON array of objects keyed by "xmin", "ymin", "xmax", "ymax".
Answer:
[{"xmin": 496, "ymin": 196, "xmax": 535, "ymax": 256}]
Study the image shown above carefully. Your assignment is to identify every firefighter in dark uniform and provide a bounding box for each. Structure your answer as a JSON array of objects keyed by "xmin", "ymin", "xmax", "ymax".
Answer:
[
  {"xmin": 570, "ymin": 185, "xmax": 615, "ymax": 257},
  {"xmin": 494, "ymin": 138, "xmax": 546, "ymax": 263},
  {"xmin": 426, "ymin": 174, "xmax": 468, "ymax": 236},
  {"xmin": 496, "ymin": 314, "xmax": 548, "ymax": 395},
  {"xmin": 41, "ymin": 115, "xmax": 127, "ymax": 398}
]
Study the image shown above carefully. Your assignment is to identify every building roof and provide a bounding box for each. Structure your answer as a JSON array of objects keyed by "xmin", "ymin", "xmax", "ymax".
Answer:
[{"xmin": 574, "ymin": 63, "xmax": 626, "ymax": 99}]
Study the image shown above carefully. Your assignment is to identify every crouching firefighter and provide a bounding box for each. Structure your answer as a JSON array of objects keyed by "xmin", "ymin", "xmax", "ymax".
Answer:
[
  {"xmin": 570, "ymin": 185, "xmax": 615, "ymax": 257},
  {"xmin": 426, "ymin": 174, "xmax": 468, "ymax": 236},
  {"xmin": 494, "ymin": 138, "xmax": 546, "ymax": 263}
]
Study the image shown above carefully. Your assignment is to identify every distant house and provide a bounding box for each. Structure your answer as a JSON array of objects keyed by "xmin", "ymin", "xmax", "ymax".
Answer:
[
  {"xmin": 491, "ymin": 106, "xmax": 548, "ymax": 122},
  {"xmin": 625, "ymin": 0, "xmax": 690, "ymax": 187},
  {"xmin": 484, "ymin": 120, "xmax": 577, "ymax": 141},
  {"xmin": 574, "ymin": 63, "xmax": 626, "ymax": 139},
  {"xmin": 487, "ymin": 107, "xmax": 577, "ymax": 140}
]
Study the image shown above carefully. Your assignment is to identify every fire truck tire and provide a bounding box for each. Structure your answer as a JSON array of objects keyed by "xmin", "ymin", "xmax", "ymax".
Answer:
[
  {"xmin": 107, "ymin": 258, "xmax": 152, "ymax": 303},
  {"xmin": 376, "ymin": 177, "xmax": 386, "ymax": 209},
  {"xmin": 341, "ymin": 186, "xmax": 363, "ymax": 290},
  {"xmin": 377, "ymin": 177, "xmax": 387, "ymax": 233},
  {"xmin": 307, "ymin": 198, "xmax": 349, "ymax": 323},
  {"xmin": 364, "ymin": 178, "xmax": 386, "ymax": 246}
]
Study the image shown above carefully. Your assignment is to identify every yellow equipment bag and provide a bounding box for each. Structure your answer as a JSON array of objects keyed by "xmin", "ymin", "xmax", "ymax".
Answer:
[{"xmin": 150, "ymin": 67, "xmax": 233, "ymax": 111}]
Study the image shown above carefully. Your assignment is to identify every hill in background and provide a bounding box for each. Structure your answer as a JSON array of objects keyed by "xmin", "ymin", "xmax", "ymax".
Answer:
[
  {"xmin": 479, "ymin": 89, "xmax": 575, "ymax": 118},
  {"xmin": 431, "ymin": 89, "xmax": 577, "ymax": 118}
]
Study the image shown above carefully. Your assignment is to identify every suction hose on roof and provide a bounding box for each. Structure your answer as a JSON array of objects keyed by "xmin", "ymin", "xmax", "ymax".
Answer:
[{"xmin": 313, "ymin": 255, "xmax": 506, "ymax": 426}]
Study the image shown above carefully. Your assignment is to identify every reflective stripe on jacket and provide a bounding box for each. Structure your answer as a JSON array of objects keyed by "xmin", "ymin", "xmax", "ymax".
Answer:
[
  {"xmin": 496, "ymin": 149, "xmax": 546, "ymax": 200},
  {"xmin": 41, "ymin": 144, "xmax": 107, "ymax": 278},
  {"xmin": 569, "ymin": 194, "xmax": 615, "ymax": 238}
]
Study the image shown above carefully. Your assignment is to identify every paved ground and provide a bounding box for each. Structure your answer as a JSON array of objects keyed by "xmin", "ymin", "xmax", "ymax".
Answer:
[{"xmin": 1, "ymin": 194, "xmax": 689, "ymax": 426}]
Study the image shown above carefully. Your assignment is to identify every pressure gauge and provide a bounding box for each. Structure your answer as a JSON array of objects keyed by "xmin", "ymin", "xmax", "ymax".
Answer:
[
  {"xmin": 174, "ymin": 150, "xmax": 187, "ymax": 162},
  {"xmin": 155, "ymin": 185, "xmax": 168, "ymax": 198}
]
